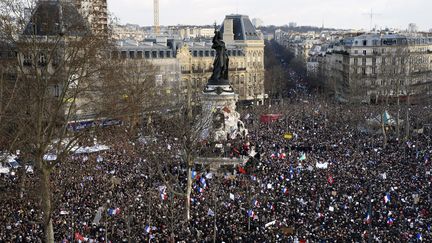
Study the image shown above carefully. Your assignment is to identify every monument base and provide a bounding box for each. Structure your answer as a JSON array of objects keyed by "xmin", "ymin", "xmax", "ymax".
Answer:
[{"xmin": 202, "ymin": 85, "xmax": 247, "ymax": 142}]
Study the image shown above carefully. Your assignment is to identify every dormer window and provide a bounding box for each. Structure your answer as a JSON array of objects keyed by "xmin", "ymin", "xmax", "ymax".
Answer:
[{"xmin": 32, "ymin": 23, "xmax": 37, "ymax": 35}]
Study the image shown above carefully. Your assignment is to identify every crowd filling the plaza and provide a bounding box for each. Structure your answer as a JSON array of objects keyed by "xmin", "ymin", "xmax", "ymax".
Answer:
[{"xmin": 1, "ymin": 95, "xmax": 431, "ymax": 242}]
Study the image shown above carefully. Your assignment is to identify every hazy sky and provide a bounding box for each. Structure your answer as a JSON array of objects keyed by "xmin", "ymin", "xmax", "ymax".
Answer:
[{"xmin": 107, "ymin": 0, "xmax": 431, "ymax": 31}]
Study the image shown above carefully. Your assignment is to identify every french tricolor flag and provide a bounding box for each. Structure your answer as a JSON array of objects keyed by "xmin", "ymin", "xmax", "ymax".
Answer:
[
  {"xmin": 282, "ymin": 187, "xmax": 288, "ymax": 195},
  {"xmin": 198, "ymin": 187, "xmax": 204, "ymax": 193},
  {"xmin": 416, "ymin": 233, "xmax": 422, "ymax": 241},
  {"xmin": 387, "ymin": 217, "xmax": 394, "ymax": 225},
  {"xmin": 364, "ymin": 213, "xmax": 371, "ymax": 224},
  {"xmin": 279, "ymin": 153, "xmax": 286, "ymax": 159},
  {"xmin": 247, "ymin": 209, "xmax": 255, "ymax": 218},
  {"xmin": 384, "ymin": 193, "xmax": 391, "ymax": 204},
  {"xmin": 145, "ymin": 225, "xmax": 151, "ymax": 234},
  {"xmin": 289, "ymin": 166, "xmax": 294, "ymax": 179},
  {"xmin": 159, "ymin": 187, "xmax": 168, "ymax": 201},
  {"xmin": 267, "ymin": 202, "xmax": 275, "ymax": 210},
  {"xmin": 200, "ymin": 177, "xmax": 207, "ymax": 188},
  {"xmin": 107, "ymin": 208, "xmax": 121, "ymax": 216},
  {"xmin": 252, "ymin": 199, "xmax": 259, "ymax": 207},
  {"xmin": 191, "ymin": 170, "xmax": 197, "ymax": 180}
]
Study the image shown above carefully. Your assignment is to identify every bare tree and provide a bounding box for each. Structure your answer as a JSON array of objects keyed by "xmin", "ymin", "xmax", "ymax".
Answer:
[
  {"xmin": 145, "ymin": 105, "xmax": 212, "ymax": 222},
  {"xmin": 378, "ymin": 43, "xmax": 409, "ymax": 143},
  {"xmin": 97, "ymin": 58, "xmax": 158, "ymax": 133},
  {"xmin": 0, "ymin": 1, "xmax": 112, "ymax": 241}
]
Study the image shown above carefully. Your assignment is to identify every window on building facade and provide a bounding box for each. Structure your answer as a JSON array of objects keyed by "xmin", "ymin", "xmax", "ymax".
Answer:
[
  {"xmin": 159, "ymin": 51, "xmax": 165, "ymax": 58},
  {"xmin": 363, "ymin": 50, "xmax": 367, "ymax": 55},
  {"xmin": 354, "ymin": 58, "xmax": 358, "ymax": 65},
  {"xmin": 362, "ymin": 67, "xmax": 366, "ymax": 75},
  {"xmin": 145, "ymin": 51, "xmax": 150, "ymax": 59},
  {"xmin": 354, "ymin": 50, "xmax": 358, "ymax": 54},
  {"xmin": 137, "ymin": 51, "xmax": 143, "ymax": 58},
  {"xmin": 38, "ymin": 52, "xmax": 47, "ymax": 66},
  {"xmin": 363, "ymin": 40, "xmax": 367, "ymax": 46},
  {"xmin": 121, "ymin": 51, "xmax": 127, "ymax": 59},
  {"xmin": 53, "ymin": 84, "xmax": 60, "ymax": 97},
  {"xmin": 111, "ymin": 51, "xmax": 118, "ymax": 59},
  {"xmin": 362, "ymin": 57, "xmax": 366, "ymax": 65},
  {"xmin": 152, "ymin": 51, "xmax": 157, "ymax": 58},
  {"xmin": 129, "ymin": 51, "xmax": 135, "ymax": 59},
  {"xmin": 166, "ymin": 51, "xmax": 171, "ymax": 58}
]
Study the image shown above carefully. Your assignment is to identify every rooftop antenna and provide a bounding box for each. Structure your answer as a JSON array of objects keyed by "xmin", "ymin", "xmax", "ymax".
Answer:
[
  {"xmin": 154, "ymin": 0, "xmax": 160, "ymax": 34},
  {"xmin": 362, "ymin": 8, "xmax": 381, "ymax": 32}
]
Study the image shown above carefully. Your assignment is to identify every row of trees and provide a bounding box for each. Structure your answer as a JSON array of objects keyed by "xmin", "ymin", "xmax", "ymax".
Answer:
[{"xmin": 0, "ymin": 1, "xmax": 163, "ymax": 241}]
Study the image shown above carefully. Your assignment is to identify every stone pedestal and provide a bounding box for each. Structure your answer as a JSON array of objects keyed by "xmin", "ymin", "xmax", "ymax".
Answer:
[{"xmin": 202, "ymin": 85, "xmax": 247, "ymax": 141}]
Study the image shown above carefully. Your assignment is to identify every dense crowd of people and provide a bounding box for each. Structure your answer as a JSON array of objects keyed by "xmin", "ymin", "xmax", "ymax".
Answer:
[{"xmin": 1, "ymin": 95, "xmax": 431, "ymax": 242}]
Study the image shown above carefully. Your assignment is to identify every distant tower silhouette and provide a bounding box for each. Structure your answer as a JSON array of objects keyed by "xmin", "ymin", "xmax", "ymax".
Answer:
[{"xmin": 154, "ymin": 0, "xmax": 160, "ymax": 34}]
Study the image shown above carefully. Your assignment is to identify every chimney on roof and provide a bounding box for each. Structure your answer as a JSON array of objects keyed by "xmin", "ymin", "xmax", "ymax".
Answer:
[{"xmin": 223, "ymin": 18, "xmax": 234, "ymax": 43}]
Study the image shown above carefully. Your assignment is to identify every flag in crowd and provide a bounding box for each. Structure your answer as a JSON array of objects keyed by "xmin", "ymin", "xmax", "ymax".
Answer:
[
  {"xmin": 316, "ymin": 162, "xmax": 328, "ymax": 169},
  {"xmin": 387, "ymin": 217, "xmax": 394, "ymax": 225},
  {"xmin": 267, "ymin": 202, "xmax": 275, "ymax": 210},
  {"xmin": 200, "ymin": 177, "xmax": 207, "ymax": 188},
  {"xmin": 299, "ymin": 153, "xmax": 306, "ymax": 161},
  {"xmin": 191, "ymin": 170, "xmax": 197, "ymax": 180},
  {"xmin": 159, "ymin": 186, "xmax": 168, "ymax": 201},
  {"xmin": 247, "ymin": 209, "xmax": 255, "ymax": 218},
  {"xmin": 282, "ymin": 187, "xmax": 288, "ymax": 195},
  {"xmin": 75, "ymin": 232, "xmax": 86, "ymax": 242},
  {"xmin": 384, "ymin": 193, "xmax": 391, "ymax": 204},
  {"xmin": 252, "ymin": 199, "xmax": 259, "ymax": 207},
  {"xmin": 289, "ymin": 165, "xmax": 294, "ymax": 179},
  {"xmin": 93, "ymin": 206, "xmax": 104, "ymax": 225},
  {"xmin": 417, "ymin": 233, "xmax": 423, "ymax": 241},
  {"xmin": 327, "ymin": 175, "xmax": 334, "ymax": 185},
  {"xmin": 207, "ymin": 208, "xmax": 215, "ymax": 217},
  {"xmin": 107, "ymin": 208, "xmax": 121, "ymax": 216},
  {"xmin": 145, "ymin": 225, "xmax": 151, "ymax": 234},
  {"xmin": 364, "ymin": 212, "xmax": 371, "ymax": 224}
]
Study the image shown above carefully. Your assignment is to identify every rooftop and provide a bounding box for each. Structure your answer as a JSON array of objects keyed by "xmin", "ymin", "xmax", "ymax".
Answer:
[{"xmin": 220, "ymin": 14, "xmax": 261, "ymax": 41}]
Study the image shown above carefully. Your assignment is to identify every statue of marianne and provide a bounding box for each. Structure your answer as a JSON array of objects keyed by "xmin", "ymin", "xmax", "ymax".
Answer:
[{"xmin": 209, "ymin": 27, "xmax": 229, "ymax": 85}]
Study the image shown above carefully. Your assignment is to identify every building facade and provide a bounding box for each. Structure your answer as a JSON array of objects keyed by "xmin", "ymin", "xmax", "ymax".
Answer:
[
  {"xmin": 321, "ymin": 33, "xmax": 432, "ymax": 101},
  {"xmin": 74, "ymin": 0, "xmax": 108, "ymax": 35},
  {"xmin": 114, "ymin": 14, "xmax": 265, "ymax": 105}
]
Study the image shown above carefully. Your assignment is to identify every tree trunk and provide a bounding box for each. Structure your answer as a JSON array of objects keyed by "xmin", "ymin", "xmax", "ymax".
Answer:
[
  {"xmin": 396, "ymin": 84, "xmax": 400, "ymax": 141},
  {"xmin": 405, "ymin": 94, "xmax": 410, "ymax": 140},
  {"xmin": 185, "ymin": 165, "xmax": 192, "ymax": 221},
  {"xmin": 40, "ymin": 165, "xmax": 54, "ymax": 243},
  {"xmin": 381, "ymin": 113, "xmax": 387, "ymax": 148}
]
